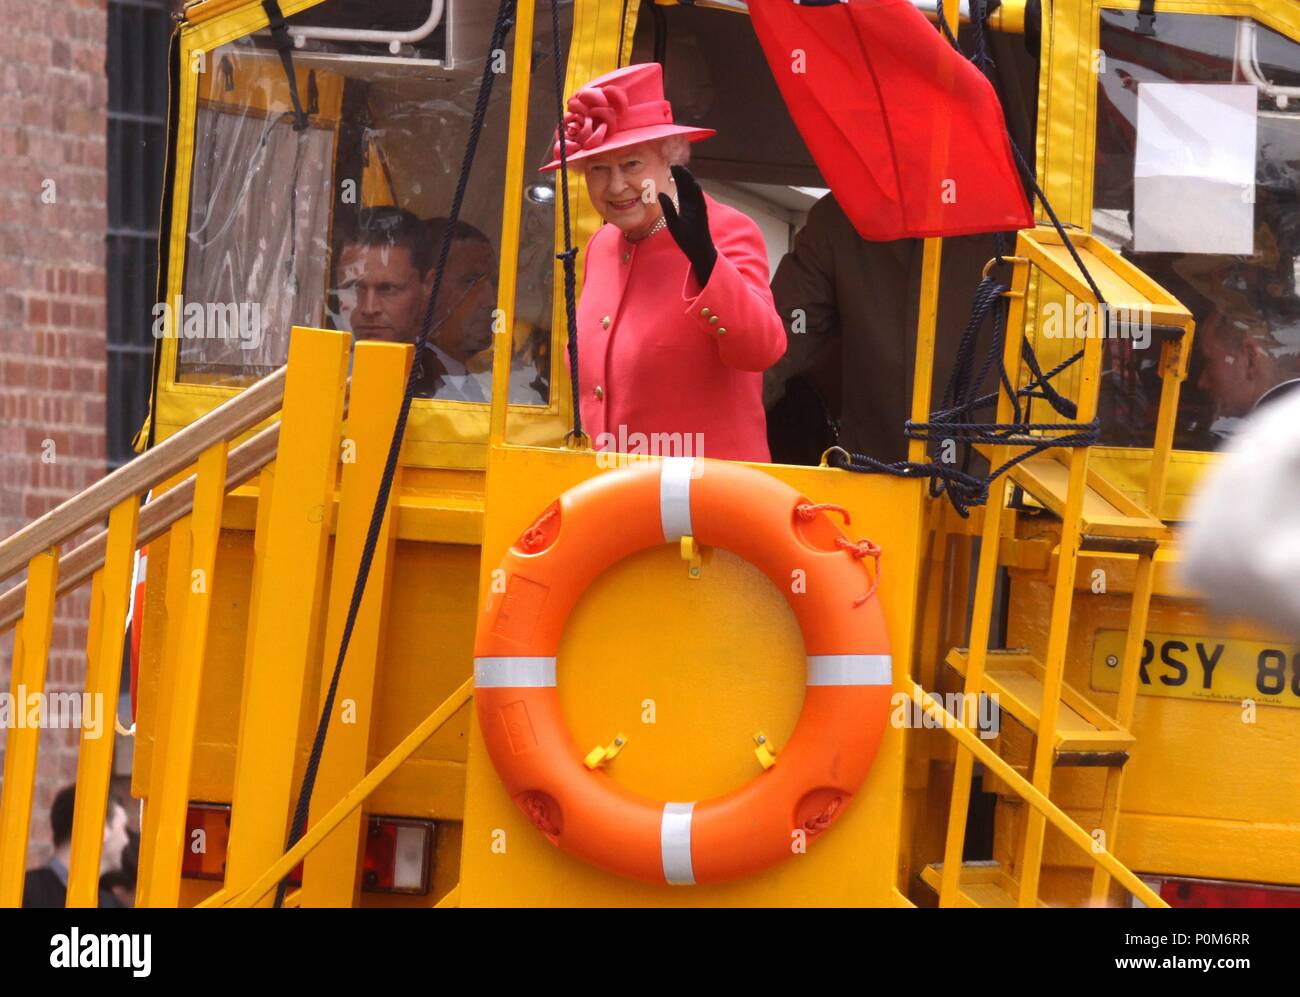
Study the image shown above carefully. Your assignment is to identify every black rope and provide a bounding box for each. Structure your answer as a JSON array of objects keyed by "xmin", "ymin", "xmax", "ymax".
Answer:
[
  {"xmin": 274, "ymin": 0, "xmax": 518, "ymax": 907},
  {"xmin": 832, "ymin": 267, "xmax": 1094, "ymax": 515},
  {"xmin": 548, "ymin": 0, "xmax": 582, "ymax": 439},
  {"xmin": 935, "ymin": 0, "xmax": 1107, "ymax": 307}
]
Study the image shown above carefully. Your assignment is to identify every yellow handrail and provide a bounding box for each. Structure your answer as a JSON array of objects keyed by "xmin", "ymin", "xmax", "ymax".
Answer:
[
  {"xmin": 909, "ymin": 681, "xmax": 1166, "ymax": 907},
  {"xmin": 0, "ymin": 425, "xmax": 278, "ymax": 636},
  {"xmin": 0, "ymin": 367, "xmax": 284, "ymax": 583}
]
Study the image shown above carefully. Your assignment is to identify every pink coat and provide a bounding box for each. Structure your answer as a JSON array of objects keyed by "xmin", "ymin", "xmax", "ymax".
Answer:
[{"xmin": 575, "ymin": 193, "xmax": 787, "ymax": 462}]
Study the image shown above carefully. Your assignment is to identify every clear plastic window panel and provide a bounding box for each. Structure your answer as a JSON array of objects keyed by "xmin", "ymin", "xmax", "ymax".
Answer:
[
  {"xmin": 1092, "ymin": 11, "xmax": 1300, "ymax": 449},
  {"xmin": 176, "ymin": 0, "xmax": 572, "ymax": 406}
]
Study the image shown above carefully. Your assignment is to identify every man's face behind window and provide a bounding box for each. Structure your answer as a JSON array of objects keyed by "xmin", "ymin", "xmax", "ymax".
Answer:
[
  {"xmin": 435, "ymin": 240, "xmax": 498, "ymax": 362},
  {"xmin": 335, "ymin": 242, "xmax": 432, "ymax": 344}
]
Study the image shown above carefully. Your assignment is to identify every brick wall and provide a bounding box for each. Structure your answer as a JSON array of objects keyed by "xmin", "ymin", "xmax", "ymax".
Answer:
[{"xmin": 0, "ymin": 0, "xmax": 109, "ymax": 862}]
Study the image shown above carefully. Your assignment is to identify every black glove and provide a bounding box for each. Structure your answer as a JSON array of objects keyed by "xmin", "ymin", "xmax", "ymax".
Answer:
[{"xmin": 659, "ymin": 164, "xmax": 717, "ymax": 288}]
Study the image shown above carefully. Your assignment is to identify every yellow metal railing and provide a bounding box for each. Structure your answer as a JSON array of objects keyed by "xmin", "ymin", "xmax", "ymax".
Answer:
[
  {"xmin": 909, "ymin": 682, "xmax": 1166, "ymax": 907},
  {"xmin": 0, "ymin": 363, "xmax": 285, "ymax": 908},
  {"xmin": 0, "ymin": 322, "xmax": 475, "ymax": 908},
  {"xmin": 0, "ymin": 325, "xmax": 441, "ymax": 909}
]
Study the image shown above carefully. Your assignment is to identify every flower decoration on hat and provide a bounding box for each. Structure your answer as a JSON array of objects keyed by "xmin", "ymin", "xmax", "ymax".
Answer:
[{"xmin": 554, "ymin": 84, "xmax": 629, "ymax": 161}]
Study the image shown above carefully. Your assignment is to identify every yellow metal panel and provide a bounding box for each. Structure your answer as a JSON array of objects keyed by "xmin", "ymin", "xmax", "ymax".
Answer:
[
  {"xmin": 67, "ymin": 498, "xmax": 141, "ymax": 907},
  {"xmin": 224, "ymin": 327, "xmax": 349, "ymax": 902},
  {"xmin": 460, "ymin": 445, "xmax": 919, "ymax": 906},
  {"xmin": 301, "ymin": 341, "xmax": 411, "ymax": 907},
  {"xmin": 362, "ymin": 540, "xmax": 476, "ymax": 820},
  {"xmin": 133, "ymin": 530, "xmax": 478, "ymax": 857}
]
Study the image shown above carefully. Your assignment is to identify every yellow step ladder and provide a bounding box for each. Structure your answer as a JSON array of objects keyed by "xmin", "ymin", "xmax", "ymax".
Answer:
[{"xmin": 934, "ymin": 227, "xmax": 1194, "ymax": 907}]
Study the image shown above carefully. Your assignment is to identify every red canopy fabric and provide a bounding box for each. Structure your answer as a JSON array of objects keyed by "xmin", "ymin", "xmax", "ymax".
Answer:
[{"xmin": 749, "ymin": 0, "xmax": 1034, "ymax": 240}]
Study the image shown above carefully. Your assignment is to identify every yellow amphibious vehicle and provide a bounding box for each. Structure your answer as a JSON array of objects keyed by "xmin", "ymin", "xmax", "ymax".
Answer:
[{"xmin": 2, "ymin": 0, "xmax": 1299, "ymax": 908}]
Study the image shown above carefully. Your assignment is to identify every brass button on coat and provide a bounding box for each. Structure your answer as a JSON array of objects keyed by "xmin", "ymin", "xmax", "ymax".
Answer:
[
  {"xmin": 709, "ymin": 315, "xmax": 719, "ymax": 325},
  {"xmin": 621, "ymin": 251, "xmax": 631, "ymax": 264},
  {"xmin": 700, "ymin": 307, "xmax": 711, "ymax": 317},
  {"xmin": 717, "ymin": 327, "xmax": 727, "ymax": 336},
  {"xmin": 601, "ymin": 315, "xmax": 611, "ymax": 329},
  {"xmin": 594, "ymin": 385, "xmax": 604, "ymax": 400}
]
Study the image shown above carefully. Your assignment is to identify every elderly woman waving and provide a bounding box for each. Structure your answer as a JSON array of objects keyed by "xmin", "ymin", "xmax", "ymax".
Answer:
[{"xmin": 541, "ymin": 63, "xmax": 786, "ymax": 463}]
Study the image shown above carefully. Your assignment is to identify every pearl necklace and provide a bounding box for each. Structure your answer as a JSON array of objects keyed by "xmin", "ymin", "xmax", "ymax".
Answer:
[
  {"xmin": 629, "ymin": 215, "xmax": 667, "ymax": 243},
  {"xmin": 625, "ymin": 191, "xmax": 678, "ymax": 244}
]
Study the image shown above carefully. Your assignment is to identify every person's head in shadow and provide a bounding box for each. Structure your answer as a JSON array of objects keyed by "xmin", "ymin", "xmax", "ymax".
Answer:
[
  {"xmin": 22, "ymin": 783, "xmax": 131, "ymax": 908},
  {"xmin": 1197, "ymin": 310, "xmax": 1299, "ymax": 425},
  {"xmin": 422, "ymin": 217, "xmax": 498, "ymax": 372}
]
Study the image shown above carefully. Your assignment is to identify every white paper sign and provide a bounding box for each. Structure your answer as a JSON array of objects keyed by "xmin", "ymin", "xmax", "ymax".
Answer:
[{"xmin": 1133, "ymin": 83, "xmax": 1256, "ymax": 255}]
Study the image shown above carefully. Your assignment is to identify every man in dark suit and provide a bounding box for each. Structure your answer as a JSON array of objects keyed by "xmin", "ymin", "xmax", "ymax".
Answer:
[
  {"xmin": 23, "ymin": 784, "xmax": 129, "ymax": 908},
  {"xmin": 766, "ymin": 193, "xmax": 1001, "ymax": 465}
]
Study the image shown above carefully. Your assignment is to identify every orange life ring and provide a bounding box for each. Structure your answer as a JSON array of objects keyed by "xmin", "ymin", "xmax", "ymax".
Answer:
[{"xmin": 473, "ymin": 457, "xmax": 892, "ymax": 886}]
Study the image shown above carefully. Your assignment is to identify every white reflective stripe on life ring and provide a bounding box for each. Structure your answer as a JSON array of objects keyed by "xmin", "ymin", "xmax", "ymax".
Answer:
[
  {"xmin": 474, "ymin": 656, "xmax": 557, "ymax": 688},
  {"xmin": 807, "ymin": 654, "xmax": 893, "ymax": 686},
  {"xmin": 661, "ymin": 801, "xmax": 696, "ymax": 886},
  {"xmin": 659, "ymin": 457, "xmax": 695, "ymax": 542}
]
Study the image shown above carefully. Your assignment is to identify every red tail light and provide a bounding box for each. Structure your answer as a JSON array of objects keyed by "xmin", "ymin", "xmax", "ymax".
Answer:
[
  {"xmin": 1141, "ymin": 875, "xmax": 1300, "ymax": 908},
  {"xmin": 362, "ymin": 817, "xmax": 434, "ymax": 895},
  {"xmin": 182, "ymin": 803, "xmax": 231, "ymax": 882}
]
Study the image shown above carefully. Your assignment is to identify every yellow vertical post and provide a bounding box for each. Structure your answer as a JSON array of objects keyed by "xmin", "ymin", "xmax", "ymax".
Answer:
[
  {"xmin": 0, "ymin": 549, "xmax": 60, "ymax": 906},
  {"xmin": 910, "ymin": 242, "xmax": 942, "ymax": 466},
  {"xmin": 1016, "ymin": 307, "xmax": 1105, "ymax": 906},
  {"xmin": 1085, "ymin": 326, "xmax": 1190, "ymax": 902},
  {"xmin": 241, "ymin": 463, "xmax": 278, "ymax": 700},
  {"xmin": 223, "ymin": 327, "xmax": 349, "ymax": 904},
  {"xmin": 300, "ymin": 341, "xmax": 411, "ymax": 907},
  {"xmin": 489, "ymin": 0, "xmax": 537, "ymax": 446},
  {"xmin": 136, "ymin": 515, "xmax": 192, "ymax": 905},
  {"xmin": 1088, "ymin": 551, "xmax": 1155, "ymax": 903},
  {"xmin": 136, "ymin": 445, "xmax": 229, "ymax": 907},
  {"xmin": 66, "ymin": 498, "xmax": 140, "ymax": 907},
  {"xmin": 910, "ymin": 0, "xmax": 960, "ymax": 463},
  {"xmin": 938, "ymin": 257, "xmax": 1031, "ymax": 907},
  {"xmin": 1143, "ymin": 327, "xmax": 1191, "ymax": 517}
]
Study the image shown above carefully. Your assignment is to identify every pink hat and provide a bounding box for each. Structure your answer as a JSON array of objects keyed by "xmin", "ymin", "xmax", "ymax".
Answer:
[{"xmin": 538, "ymin": 62, "xmax": 715, "ymax": 172}]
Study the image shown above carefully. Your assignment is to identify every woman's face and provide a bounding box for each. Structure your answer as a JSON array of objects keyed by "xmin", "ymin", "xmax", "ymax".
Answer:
[{"xmin": 582, "ymin": 142, "xmax": 673, "ymax": 238}]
